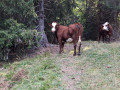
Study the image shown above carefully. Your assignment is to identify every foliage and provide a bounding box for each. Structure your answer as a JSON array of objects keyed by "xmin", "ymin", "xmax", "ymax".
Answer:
[
  {"xmin": 73, "ymin": 0, "xmax": 86, "ymax": 25},
  {"xmin": 0, "ymin": 0, "xmax": 38, "ymax": 61},
  {"xmin": 0, "ymin": 0, "xmax": 37, "ymax": 27},
  {"xmin": 0, "ymin": 19, "xmax": 39, "ymax": 61},
  {"xmin": 44, "ymin": 0, "xmax": 77, "ymax": 25},
  {"xmin": 0, "ymin": 19, "xmax": 23, "ymax": 49},
  {"xmin": 101, "ymin": 0, "xmax": 120, "ymax": 10}
]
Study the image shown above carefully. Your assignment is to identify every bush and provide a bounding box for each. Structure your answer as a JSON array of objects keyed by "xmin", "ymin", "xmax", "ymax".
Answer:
[{"xmin": 0, "ymin": 19, "xmax": 39, "ymax": 61}]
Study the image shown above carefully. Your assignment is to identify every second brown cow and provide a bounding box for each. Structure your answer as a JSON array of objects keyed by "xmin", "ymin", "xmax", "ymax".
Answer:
[
  {"xmin": 98, "ymin": 22, "xmax": 113, "ymax": 43},
  {"xmin": 49, "ymin": 22, "xmax": 83, "ymax": 56}
]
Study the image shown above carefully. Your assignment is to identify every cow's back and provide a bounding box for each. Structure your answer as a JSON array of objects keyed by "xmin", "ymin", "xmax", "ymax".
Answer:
[
  {"xmin": 108, "ymin": 24, "xmax": 113, "ymax": 36},
  {"xmin": 56, "ymin": 25, "xmax": 69, "ymax": 39},
  {"xmin": 69, "ymin": 23, "xmax": 83, "ymax": 36}
]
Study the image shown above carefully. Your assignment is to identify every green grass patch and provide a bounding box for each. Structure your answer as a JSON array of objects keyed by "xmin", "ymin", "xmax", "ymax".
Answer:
[
  {"xmin": 75, "ymin": 41, "xmax": 120, "ymax": 89},
  {"xmin": 1, "ymin": 41, "xmax": 120, "ymax": 90},
  {"xmin": 1, "ymin": 53, "xmax": 61, "ymax": 90}
]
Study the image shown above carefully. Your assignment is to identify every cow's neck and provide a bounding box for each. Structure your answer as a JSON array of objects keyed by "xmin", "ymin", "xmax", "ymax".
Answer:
[{"xmin": 54, "ymin": 26, "xmax": 60, "ymax": 40}]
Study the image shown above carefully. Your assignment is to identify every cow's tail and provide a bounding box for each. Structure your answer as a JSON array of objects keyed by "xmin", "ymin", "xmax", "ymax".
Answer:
[{"xmin": 77, "ymin": 23, "xmax": 83, "ymax": 45}]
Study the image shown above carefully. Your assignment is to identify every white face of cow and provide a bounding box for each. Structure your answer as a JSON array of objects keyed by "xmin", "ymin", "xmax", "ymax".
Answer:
[
  {"xmin": 103, "ymin": 22, "xmax": 109, "ymax": 31},
  {"xmin": 51, "ymin": 22, "xmax": 57, "ymax": 32}
]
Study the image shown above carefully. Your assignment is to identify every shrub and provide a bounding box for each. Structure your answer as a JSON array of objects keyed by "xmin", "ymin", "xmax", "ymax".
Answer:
[{"xmin": 0, "ymin": 19, "xmax": 39, "ymax": 61}]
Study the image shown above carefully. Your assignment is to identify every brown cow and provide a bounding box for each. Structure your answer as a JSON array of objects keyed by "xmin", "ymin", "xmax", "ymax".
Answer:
[
  {"xmin": 98, "ymin": 22, "xmax": 113, "ymax": 43},
  {"xmin": 49, "ymin": 22, "xmax": 83, "ymax": 56}
]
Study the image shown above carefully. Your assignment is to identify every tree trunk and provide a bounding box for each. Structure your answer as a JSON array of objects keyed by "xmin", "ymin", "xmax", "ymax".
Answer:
[
  {"xmin": 38, "ymin": 0, "xmax": 48, "ymax": 47},
  {"xmin": 113, "ymin": 2, "xmax": 119, "ymax": 40}
]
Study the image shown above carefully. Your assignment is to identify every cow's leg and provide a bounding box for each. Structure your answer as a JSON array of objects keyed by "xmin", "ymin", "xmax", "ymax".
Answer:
[
  {"xmin": 98, "ymin": 33, "xmax": 101, "ymax": 43},
  {"xmin": 78, "ymin": 42, "xmax": 81, "ymax": 56},
  {"xmin": 73, "ymin": 44, "xmax": 77, "ymax": 56},
  {"xmin": 73, "ymin": 40, "xmax": 77, "ymax": 56},
  {"xmin": 105, "ymin": 35, "xmax": 110, "ymax": 43},
  {"xmin": 61, "ymin": 42, "xmax": 65, "ymax": 53},
  {"xmin": 102, "ymin": 35, "xmax": 105, "ymax": 43},
  {"xmin": 106, "ymin": 35, "xmax": 109, "ymax": 43},
  {"xmin": 58, "ymin": 39, "xmax": 62, "ymax": 54},
  {"xmin": 108, "ymin": 36, "xmax": 110, "ymax": 43},
  {"xmin": 107, "ymin": 35, "xmax": 111, "ymax": 43},
  {"xmin": 77, "ymin": 36, "xmax": 82, "ymax": 55},
  {"xmin": 105, "ymin": 36, "xmax": 108, "ymax": 43}
]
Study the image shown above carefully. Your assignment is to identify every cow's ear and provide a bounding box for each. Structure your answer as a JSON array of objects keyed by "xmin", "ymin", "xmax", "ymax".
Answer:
[{"xmin": 48, "ymin": 23, "xmax": 52, "ymax": 27}]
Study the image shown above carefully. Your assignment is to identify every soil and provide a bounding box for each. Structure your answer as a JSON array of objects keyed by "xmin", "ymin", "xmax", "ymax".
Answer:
[{"xmin": 0, "ymin": 77, "xmax": 9, "ymax": 90}]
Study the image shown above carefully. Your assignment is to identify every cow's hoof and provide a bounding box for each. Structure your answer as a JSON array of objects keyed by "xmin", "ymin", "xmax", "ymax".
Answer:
[
  {"xmin": 59, "ymin": 51, "xmax": 61, "ymax": 54},
  {"xmin": 77, "ymin": 53, "xmax": 81, "ymax": 56},
  {"xmin": 73, "ymin": 54, "xmax": 76, "ymax": 56}
]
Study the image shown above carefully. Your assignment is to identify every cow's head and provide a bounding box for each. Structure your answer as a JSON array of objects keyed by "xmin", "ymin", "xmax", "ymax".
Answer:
[
  {"xmin": 48, "ymin": 22, "xmax": 58, "ymax": 32},
  {"xmin": 103, "ymin": 22, "xmax": 109, "ymax": 31}
]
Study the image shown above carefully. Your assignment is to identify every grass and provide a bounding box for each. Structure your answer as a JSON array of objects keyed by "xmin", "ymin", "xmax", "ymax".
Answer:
[
  {"xmin": 0, "ymin": 53, "xmax": 61, "ymax": 90},
  {"xmin": 75, "ymin": 41, "xmax": 120, "ymax": 90},
  {"xmin": 0, "ymin": 41, "xmax": 120, "ymax": 90}
]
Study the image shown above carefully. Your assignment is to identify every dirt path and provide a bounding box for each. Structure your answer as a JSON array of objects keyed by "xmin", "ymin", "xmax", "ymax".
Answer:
[
  {"xmin": 55, "ymin": 44, "xmax": 83, "ymax": 90},
  {"xmin": 60, "ymin": 57, "xmax": 80, "ymax": 90}
]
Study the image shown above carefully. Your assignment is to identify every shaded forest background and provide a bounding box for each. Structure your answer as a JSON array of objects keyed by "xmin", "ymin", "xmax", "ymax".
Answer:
[{"xmin": 0, "ymin": 0, "xmax": 120, "ymax": 61}]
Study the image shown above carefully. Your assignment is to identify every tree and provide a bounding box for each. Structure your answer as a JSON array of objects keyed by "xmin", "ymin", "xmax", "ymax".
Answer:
[
  {"xmin": 38, "ymin": 0, "xmax": 48, "ymax": 47},
  {"xmin": 83, "ymin": 0, "xmax": 100, "ymax": 40},
  {"xmin": 34, "ymin": 0, "xmax": 48, "ymax": 47}
]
